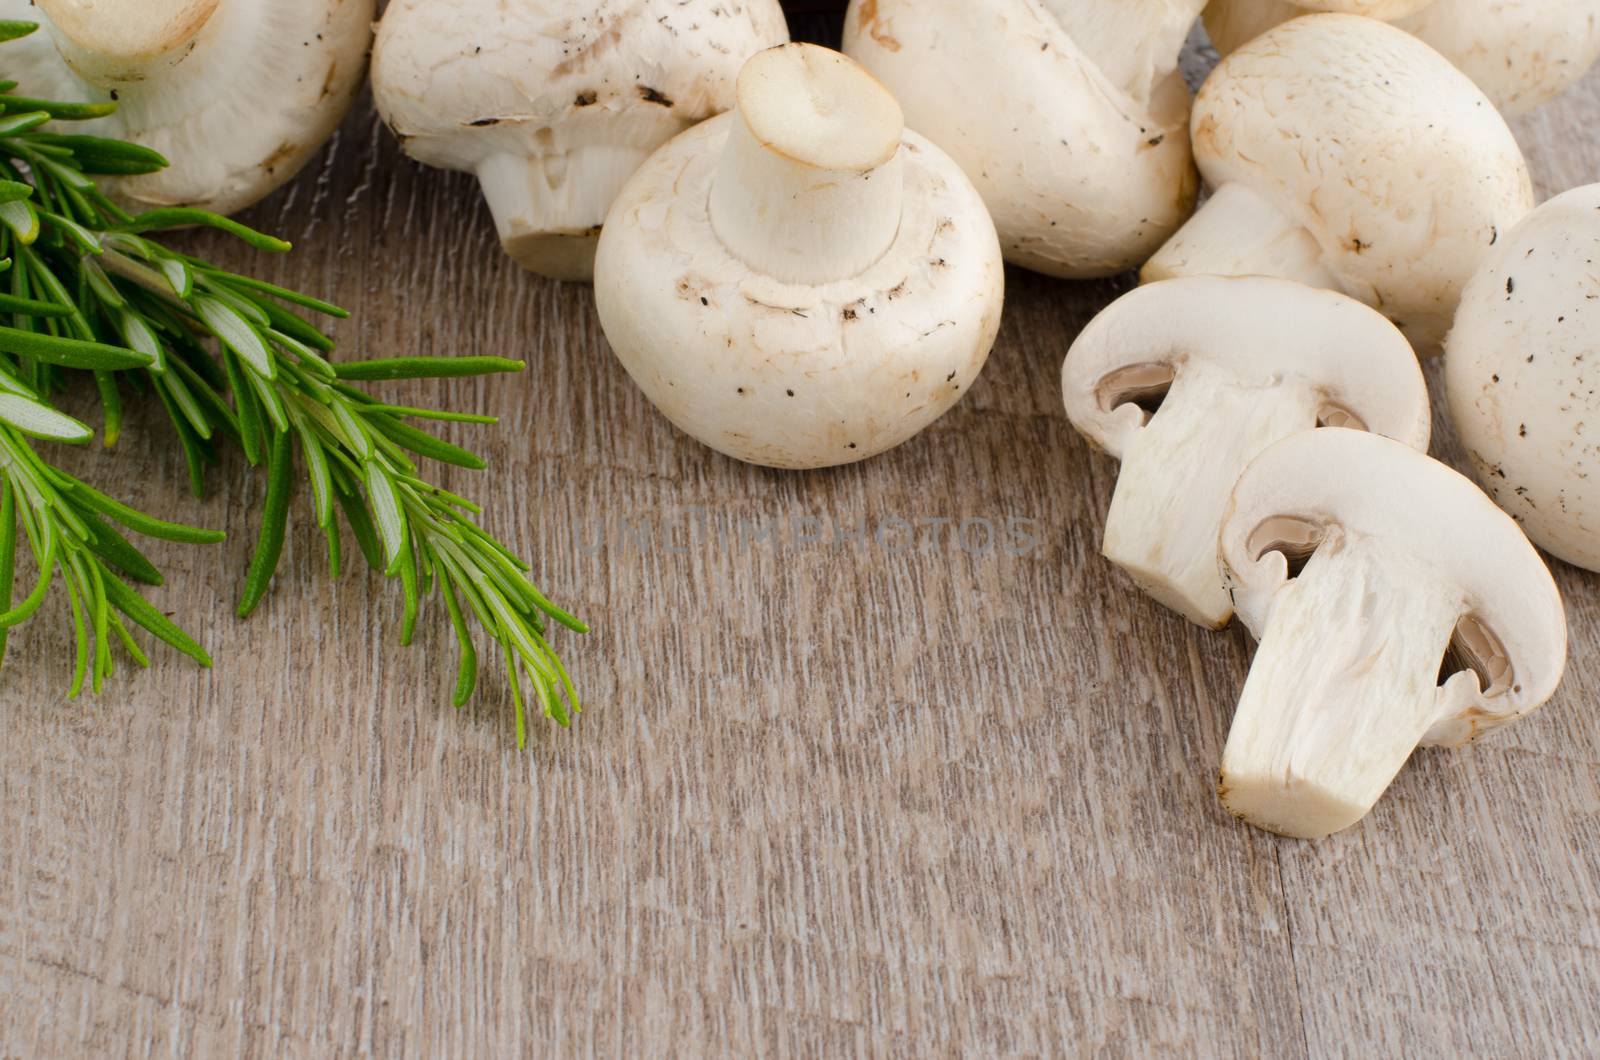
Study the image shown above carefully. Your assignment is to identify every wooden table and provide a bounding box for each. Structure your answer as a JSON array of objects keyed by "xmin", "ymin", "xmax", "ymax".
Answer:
[{"xmin": 3, "ymin": 19, "xmax": 1598, "ymax": 1058}]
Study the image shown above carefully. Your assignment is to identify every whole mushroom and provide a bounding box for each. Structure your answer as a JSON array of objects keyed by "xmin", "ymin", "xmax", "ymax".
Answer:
[
  {"xmin": 1396, "ymin": 2, "xmax": 1600, "ymax": 117},
  {"xmin": 1218, "ymin": 429, "xmax": 1567, "ymax": 839},
  {"xmin": 1203, "ymin": 0, "xmax": 1428, "ymax": 56},
  {"xmin": 841, "ymin": 0, "xmax": 1202, "ymax": 279},
  {"xmin": 372, "ymin": 0, "xmax": 788, "ymax": 281},
  {"xmin": 1203, "ymin": 1, "xmax": 1600, "ymax": 117},
  {"xmin": 594, "ymin": 43, "xmax": 1004, "ymax": 469},
  {"xmin": 0, "ymin": 0, "xmax": 375, "ymax": 215},
  {"xmin": 1446, "ymin": 184, "xmax": 1600, "ymax": 572},
  {"xmin": 1144, "ymin": 14, "xmax": 1534, "ymax": 352},
  {"xmin": 1063, "ymin": 276, "xmax": 1430, "ymax": 628}
]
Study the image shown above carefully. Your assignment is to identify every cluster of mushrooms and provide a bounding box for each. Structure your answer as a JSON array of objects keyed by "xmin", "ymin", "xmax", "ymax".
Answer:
[{"xmin": 13, "ymin": 0, "xmax": 1598, "ymax": 839}]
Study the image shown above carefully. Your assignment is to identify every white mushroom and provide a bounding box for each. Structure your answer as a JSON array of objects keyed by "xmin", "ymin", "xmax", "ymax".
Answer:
[
  {"xmin": 1218, "ymin": 428, "xmax": 1567, "ymax": 839},
  {"xmin": 371, "ymin": 0, "xmax": 788, "ymax": 281},
  {"xmin": 593, "ymin": 43, "xmax": 1003, "ymax": 469},
  {"xmin": 0, "ymin": 0, "xmax": 375, "ymax": 215},
  {"xmin": 841, "ymin": 0, "xmax": 1203, "ymax": 279},
  {"xmin": 1398, "ymin": 2, "xmax": 1600, "ymax": 118},
  {"xmin": 1203, "ymin": 1, "xmax": 1600, "ymax": 117},
  {"xmin": 1204, "ymin": 0, "xmax": 1438, "ymax": 56},
  {"xmin": 1446, "ymin": 184, "xmax": 1600, "ymax": 573},
  {"xmin": 1145, "ymin": 14, "xmax": 1534, "ymax": 352},
  {"xmin": 1062, "ymin": 276, "xmax": 1430, "ymax": 628}
]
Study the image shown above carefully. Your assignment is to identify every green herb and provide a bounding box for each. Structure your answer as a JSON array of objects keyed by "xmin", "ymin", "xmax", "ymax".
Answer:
[
  {"xmin": 0, "ymin": 370, "xmax": 218, "ymax": 694},
  {"xmin": 0, "ymin": 23, "xmax": 584, "ymax": 739}
]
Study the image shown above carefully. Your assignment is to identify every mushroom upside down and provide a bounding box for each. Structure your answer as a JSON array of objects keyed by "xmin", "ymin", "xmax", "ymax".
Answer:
[{"xmin": 593, "ymin": 44, "xmax": 1004, "ymax": 470}]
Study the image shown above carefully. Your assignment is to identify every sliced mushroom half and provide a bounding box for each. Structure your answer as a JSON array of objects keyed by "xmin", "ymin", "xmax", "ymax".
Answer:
[
  {"xmin": 1217, "ymin": 428, "xmax": 1569, "ymax": 839},
  {"xmin": 1062, "ymin": 276, "xmax": 1430, "ymax": 628}
]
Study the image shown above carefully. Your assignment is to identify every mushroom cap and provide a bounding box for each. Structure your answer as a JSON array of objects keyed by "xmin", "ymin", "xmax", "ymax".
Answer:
[
  {"xmin": 1282, "ymin": 0, "xmax": 1433, "ymax": 12},
  {"xmin": 1191, "ymin": 14, "xmax": 1533, "ymax": 350},
  {"xmin": 1397, "ymin": 0, "xmax": 1600, "ymax": 117},
  {"xmin": 842, "ymin": 0, "xmax": 1199, "ymax": 280},
  {"xmin": 1221, "ymin": 428, "xmax": 1567, "ymax": 743},
  {"xmin": 0, "ymin": 0, "xmax": 374, "ymax": 216},
  {"xmin": 1445, "ymin": 184, "xmax": 1600, "ymax": 573},
  {"xmin": 1063, "ymin": 276, "xmax": 1431, "ymax": 461},
  {"xmin": 372, "ymin": 0, "xmax": 788, "ymax": 174},
  {"xmin": 41, "ymin": 0, "xmax": 219, "ymax": 64},
  {"xmin": 1204, "ymin": 0, "xmax": 1600, "ymax": 116},
  {"xmin": 593, "ymin": 114, "xmax": 1004, "ymax": 470},
  {"xmin": 1205, "ymin": 0, "xmax": 1434, "ymax": 54}
]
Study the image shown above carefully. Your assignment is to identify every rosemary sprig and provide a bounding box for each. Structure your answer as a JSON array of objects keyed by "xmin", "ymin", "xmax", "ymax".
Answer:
[
  {"xmin": 0, "ymin": 358, "xmax": 219, "ymax": 693},
  {"xmin": 0, "ymin": 24, "xmax": 584, "ymax": 739}
]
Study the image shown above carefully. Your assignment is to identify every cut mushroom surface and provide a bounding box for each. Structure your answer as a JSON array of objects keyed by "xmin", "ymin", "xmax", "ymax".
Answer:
[
  {"xmin": 1203, "ymin": 1, "xmax": 1600, "ymax": 117},
  {"xmin": 372, "ymin": 0, "xmax": 788, "ymax": 281},
  {"xmin": 594, "ymin": 44, "xmax": 1003, "ymax": 470},
  {"xmin": 1145, "ymin": 14, "xmax": 1534, "ymax": 353},
  {"xmin": 1218, "ymin": 428, "xmax": 1568, "ymax": 840},
  {"xmin": 0, "ymin": 0, "xmax": 375, "ymax": 215},
  {"xmin": 842, "ymin": 0, "xmax": 1201, "ymax": 280},
  {"xmin": 1063, "ymin": 276, "xmax": 1429, "ymax": 628},
  {"xmin": 1446, "ymin": 184, "xmax": 1600, "ymax": 572}
]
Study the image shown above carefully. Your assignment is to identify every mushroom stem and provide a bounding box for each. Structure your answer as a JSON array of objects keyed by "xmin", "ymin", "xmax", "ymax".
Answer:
[
  {"xmin": 1142, "ymin": 183, "xmax": 1340, "ymax": 290},
  {"xmin": 477, "ymin": 144, "xmax": 660, "ymax": 283},
  {"xmin": 1102, "ymin": 360, "xmax": 1321, "ymax": 628},
  {"xmin": 709, "ymin": 44, "xmax": 905, "ymax": 285},
  {"xmin": 1220, "ymin": 530, "xmax": 1463, "ymax": 839},
  {"xmin": 38, "ymin": 0, "xmax": 220, "ymax": 84}
]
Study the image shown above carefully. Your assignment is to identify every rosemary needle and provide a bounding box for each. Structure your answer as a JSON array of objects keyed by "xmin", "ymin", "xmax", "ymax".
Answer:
[{"xmin": 0, "ymin": 23, "xmax": 584, "ymax": 737}]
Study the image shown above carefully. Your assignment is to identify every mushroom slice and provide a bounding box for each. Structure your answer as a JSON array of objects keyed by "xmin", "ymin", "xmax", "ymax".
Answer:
[
  {"xmin": 1446, "ymin": 183, "xmax": 1600, "ymax": 573},
  {"xmin": 593, "ymin": 43, "xmax": 1004, "ymax": 470},
  {"xmin": 1218, "ymin": 429, "xmax": 1568, "ymax": 839},
  {"xmin": 0, "ymin": 0, "xmax": 375, "ymax": 216},
  {"xmin": 1145, "ymin": 14, "xmax": 1534, "ymax": 352},
  {"xmin": 1204, "ymin": 1, "xmax": 1600, "ymax": 117},
  {"xmin": 1062, "ymin": 276, "xmax": 1429, "ymax": 629},
  {"xmin": 372, "ymin": 0, "xmax": 788, "ymax": 282},
  {"xmin": 842, "ymin": 0, "xmax": 1202, "ymax": 280}
]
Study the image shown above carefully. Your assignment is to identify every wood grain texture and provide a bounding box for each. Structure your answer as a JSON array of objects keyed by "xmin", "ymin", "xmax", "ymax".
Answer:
[{"xmin": 2, "ymin": 15, "xmax": 1599, "ymax": 1058}]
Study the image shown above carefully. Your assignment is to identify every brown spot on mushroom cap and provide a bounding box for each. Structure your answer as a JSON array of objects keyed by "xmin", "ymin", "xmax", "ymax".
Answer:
[
  {"xmin": 319, "ymin": 61, "xmax": 339, "ymax": 101},
  {"xmin": 258, "ymin": 141, "xmax": 298, "ymax": 174},
  {"xmin": 856, "ymin": 0, "xmax": 901, "ymax": 52},
  {"xmin": 550, "ymin": 21, "xmax": 625, "ymax": 78}
]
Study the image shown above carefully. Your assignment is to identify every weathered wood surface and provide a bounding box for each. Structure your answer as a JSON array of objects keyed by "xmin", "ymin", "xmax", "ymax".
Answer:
[{"xmin": 3, "ymin": 17, "xmax": 1599, "ymax": 1059}]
